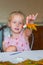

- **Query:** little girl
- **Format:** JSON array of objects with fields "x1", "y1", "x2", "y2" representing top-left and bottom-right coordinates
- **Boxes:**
[{"x1": 2, "y1": 11, "x2": 38, "y2": 52}]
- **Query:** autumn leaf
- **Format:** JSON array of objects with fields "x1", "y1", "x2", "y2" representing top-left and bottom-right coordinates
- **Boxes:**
[{"x1": 27, "y1": 24, "x2": 38, "y2": 31}]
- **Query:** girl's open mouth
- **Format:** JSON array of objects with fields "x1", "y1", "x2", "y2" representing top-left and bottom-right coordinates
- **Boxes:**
[{"x1": 15, "y1": 28, "x2": 19, "y2": 30}]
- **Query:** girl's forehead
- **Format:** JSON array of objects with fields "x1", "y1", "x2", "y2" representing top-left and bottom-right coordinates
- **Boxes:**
[
  {"x1": 11, "y1": 14, "x2": 24, "y2": 21},
  {"x1": 13, "y1": 14, "x2": 24, "y2": 18}
]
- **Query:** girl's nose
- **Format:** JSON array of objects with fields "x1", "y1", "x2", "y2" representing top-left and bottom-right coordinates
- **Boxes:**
[{"x1": 16, "y1": 23, "x2": 19, "y2": 27}]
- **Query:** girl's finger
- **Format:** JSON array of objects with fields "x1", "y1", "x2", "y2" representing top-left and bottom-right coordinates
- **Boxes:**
[
  {"x1": 32, "y1": 14, "x2": 34, "y2": 17},
  {"x1": 32, "y1": 13, "x2": 38, "y2": 20},
  {"x1": 26, "y1": 15, "x2": 31, "y2": 20},
  {"x1": 31, "y1": 14, "x2": 35, "y2": 19},
  {"x1": 26, "y1": 15, "x2": 31, "y2": 24},
  {"x1": 35, "y1": 13, "x2": 38, "y2": 18}
]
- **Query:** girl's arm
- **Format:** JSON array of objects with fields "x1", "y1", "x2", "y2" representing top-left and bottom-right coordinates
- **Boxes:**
[
  {"x1": 24, "y1": 28, "x2": 32, "y2": 37},
  {"x1": 2, "y1": 41, "x2": 6, "y2": 52}
]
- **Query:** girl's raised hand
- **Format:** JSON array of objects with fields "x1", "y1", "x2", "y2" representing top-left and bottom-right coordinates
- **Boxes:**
[{"x1": 26, "y1": 13, "x2": 38, "y2": 24}]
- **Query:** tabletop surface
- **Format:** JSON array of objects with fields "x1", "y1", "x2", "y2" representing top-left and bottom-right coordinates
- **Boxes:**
[{"x1": 0, "y1": 50, "x2": 43, "y2": 63}]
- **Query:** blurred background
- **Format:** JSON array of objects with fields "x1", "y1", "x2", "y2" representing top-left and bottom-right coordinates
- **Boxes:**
[{"x1": 0, "y1": 0, "x2": 43, "y2": 24}]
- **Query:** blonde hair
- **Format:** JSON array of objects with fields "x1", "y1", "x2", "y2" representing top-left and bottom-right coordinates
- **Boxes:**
[{"x1": 8, "y1": 11, "x2": 25, "y2": 24}]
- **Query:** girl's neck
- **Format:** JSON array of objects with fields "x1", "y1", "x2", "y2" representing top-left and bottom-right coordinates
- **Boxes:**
[{"x1": 11, "y1": 32, "x2": 20, "y2": 39}]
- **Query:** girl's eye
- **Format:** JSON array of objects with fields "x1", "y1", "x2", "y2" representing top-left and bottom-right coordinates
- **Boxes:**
[
  {"x1": 19, "y1": 22, "x2": 23, "y2": 24},
  {"x1": 13, "y1": 21, "x2": 16, "y2": 23}
]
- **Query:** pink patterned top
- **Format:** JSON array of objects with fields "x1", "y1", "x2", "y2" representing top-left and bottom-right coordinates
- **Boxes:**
[{"x1": 4, "y1": 31, "x2": 31, "y2": 51}]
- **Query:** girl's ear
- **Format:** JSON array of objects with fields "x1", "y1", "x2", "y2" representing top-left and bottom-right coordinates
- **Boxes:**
[{"x1": 7, "y1": 22, "x2": 11, "y2": 27}]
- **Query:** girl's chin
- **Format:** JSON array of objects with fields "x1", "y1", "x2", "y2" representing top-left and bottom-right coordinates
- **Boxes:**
[
  {"x1": 12, "y1": 30, "x2": 21, "y2": 34},
  {"x1": 14, "y1": 31, "x2": 21, "y2": 34}
]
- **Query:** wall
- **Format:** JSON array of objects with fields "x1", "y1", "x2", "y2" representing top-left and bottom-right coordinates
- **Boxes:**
[{"x1": 0, "y1": 0, "x2": 43, "y2": 24}]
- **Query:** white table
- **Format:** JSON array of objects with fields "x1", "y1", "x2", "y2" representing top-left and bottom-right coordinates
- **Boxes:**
[{"x1": 0, "y1": 50, "x2": 43, "y2": 63}]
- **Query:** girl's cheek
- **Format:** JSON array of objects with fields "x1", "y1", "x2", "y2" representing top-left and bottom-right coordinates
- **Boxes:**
[{"x1": 21, "y1": 25, "x2": 23, "y2": 28}]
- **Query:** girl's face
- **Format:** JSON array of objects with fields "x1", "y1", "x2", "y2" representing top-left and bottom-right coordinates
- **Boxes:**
[{"x1": 9, "y1": 14, "x2": 24, "y2": 34}]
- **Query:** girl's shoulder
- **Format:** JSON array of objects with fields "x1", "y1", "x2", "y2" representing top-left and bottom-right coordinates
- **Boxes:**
[{"x1": 4, "y1": 37, "x2": 11, "y2": 43}]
